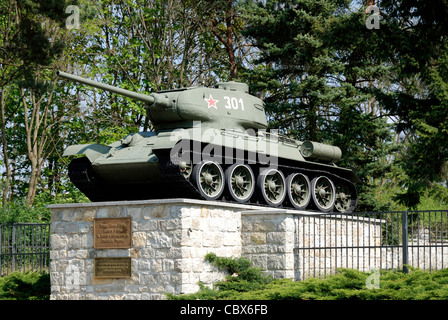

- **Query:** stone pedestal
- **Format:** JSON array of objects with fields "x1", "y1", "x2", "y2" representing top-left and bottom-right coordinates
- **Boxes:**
[
  {"x1": 49, "y1": 199, "x2": 268, "y2": 300},
  {"x1": 49, "y1": 199, "x2": 383, "y2": 300}
]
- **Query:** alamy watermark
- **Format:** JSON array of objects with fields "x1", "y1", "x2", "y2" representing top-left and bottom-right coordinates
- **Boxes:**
[
  {"x1": 66, "y1": 5, "x2": 80, "y2": 30},
  {"x1": 365, "y1": 5, "x2": 382, "y2": 30},
  {"x1": 168, "y1": 121, "x2": 279, "y2": 169},
  {"x1": 65, "y1": 262, "x2": 81, "y2": 290},
  {"x1": 366, "y1": 268, "x2": 380, "y2": 289},
  {"x1": 253, "y1": 0, "x2": 298, "y2": 11}
]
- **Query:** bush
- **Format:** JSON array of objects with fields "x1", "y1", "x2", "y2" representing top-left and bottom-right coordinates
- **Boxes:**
[
  {"x1": 0, "y1": 200, "x2": 50, "y2": 224},
  {"x1": 167, "y1": 254, "x2": 273, "y2": 300},
  {"x1": 168, "y1": 253, "x2": 448, "y2": 300},
  {"x1": 0, "y1": 272, "x2": 50, "y2": 300}
]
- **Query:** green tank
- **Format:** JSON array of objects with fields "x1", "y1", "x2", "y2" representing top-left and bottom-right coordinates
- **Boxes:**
[{"x1": 57, "y1": 71, "x2": 360, "y2": 212}]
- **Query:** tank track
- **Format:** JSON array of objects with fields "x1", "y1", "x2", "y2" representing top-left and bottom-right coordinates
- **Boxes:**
[
  {"x1": 67, "y1": 146, "x2": 358, "y2": 212},
  {"x1": 155, "y1": 147, "x2": 358, "y2": 211},
  {"x1": 67, "y1": 155, "x2": 201, "y2": 202},
  {"x1": 68, "y1": 157, "x2": 104, "y2": 202}
]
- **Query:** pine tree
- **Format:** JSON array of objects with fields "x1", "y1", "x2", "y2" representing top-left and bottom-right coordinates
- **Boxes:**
[{"x1": 242, "y1": 0, "x2": 400, "y2": 211}]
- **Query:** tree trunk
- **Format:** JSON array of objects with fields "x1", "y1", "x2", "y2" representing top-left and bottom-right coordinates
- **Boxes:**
[
  {"x1": 0, "y1": 87, "x2": 12, "y2": 206},
  {"x1": 22, "y1": 85, "x2": 53, "y2": 207},
  {"x1": 210, "y1": 0, "x2": 238, "y2": 80}
]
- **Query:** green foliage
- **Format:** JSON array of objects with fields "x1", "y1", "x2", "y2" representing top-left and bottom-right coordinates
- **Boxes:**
[
  {"x1": 0, "y1": 272, "x2": 50, "y2": 300},
  {"x1": 1, "y1": 0, "x2": 448, "y2": 210},
  {"x1": 415, "y1": 184, "x2": 448, "y2": 211},
  {"x1": 0, "y1": 200, "x2": 50, "y2": 224},
  {"x1": 205, "y1": 253, "x2": 272, "y2": 289},
  {"x1": 241, "y1": 0, "x2": 407, "y2": 212},
  {"x1": 169, "y1": 256, "x2": 448, "y2": 300},
  {"x1": 167, "y1": 253, "x2": 272, "y2": 300}
]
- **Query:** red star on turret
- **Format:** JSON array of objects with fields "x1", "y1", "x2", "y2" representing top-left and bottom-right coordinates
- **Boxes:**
[{"x1": 204, "y1": 94, "x2": 219, "y2": 109}]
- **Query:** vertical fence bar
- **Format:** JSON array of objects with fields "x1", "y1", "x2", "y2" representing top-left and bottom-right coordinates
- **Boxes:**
[
  {"x1": 425, "y1": 211, "x2": 428, "y2": 270},
  {"x1": 324, "y1": 215, "x2": 327, "y2": 278},
  {"x1": 313, "y1": 215, "x2": 316, "y2": 278},
  {"x1": 380, "y1": 212, "x2": 383, "y2": 270},
  {"x1": 345, "y1": 214, "x2": 348, "y2": 270},
  {"x1": 11, "y1": 224, "x2": 16, "y2": 272},
  {"x1": 417, "y1": 211, "x2": 421, "y2": 269},
  {"x1": 435, "y1": 211, "x2": 439, "y2": 271},
  {"x1": 21, "y1": 225, "x2": 25, "y2": 272},
  {"x1": 302, "y1": 215, "x2": 305, "y2": 280},
  {"x1": 0, "y1": 225, "x2": 2, "y2": 276},
  {"x1": 361, "y1": 214, "x2": 364, "y2": 272},
  {"x1": 428, "y1": 212, "x2": 437, "y2": 272},
  {"x1": 441, "y1": 210, "x2": 445, "y2": 268},
  {"x1": 335, "y1": 214, "x2": 338, "y2": 275},
  {"x1": 40, "y1": 224, "x2": 43, "y2": 272},
  {"x1": 402, "y1": 211, "x2": 409, "y2": 273},
  {"x1": 429, "y1": 212, "x2": 432, "y2": 271},
  {"x1": 410, "y1": 211, "x2": 415, "y2": 268},
  {"x1": 352, "y1": 213, "x2": 356, "y2": 270}
]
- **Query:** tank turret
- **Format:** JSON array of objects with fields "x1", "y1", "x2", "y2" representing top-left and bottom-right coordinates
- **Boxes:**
[
  {"x1": 58, "y1": 71, "x2": 360, "y2": 213},
  {"x1": 56, "y1": 71, "x2": 267, "y2": 132}
]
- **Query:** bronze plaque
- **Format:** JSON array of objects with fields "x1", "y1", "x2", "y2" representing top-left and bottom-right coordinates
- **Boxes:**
[
  {"x1": 94, "y1": 257, "x2": 131, "y2": 278},
  {"x1": 94, "y1": 217, "x2": 132, "y2": 249}
]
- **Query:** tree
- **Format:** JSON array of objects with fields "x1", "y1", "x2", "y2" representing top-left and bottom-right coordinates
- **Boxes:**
[
  {"x1": 0, "y1": 0, "x2": 93, "y2": 207},
  {"x1": 1, "y1": 0, "x2": 66, "y2": 206},
  {"x1": 241, "y1": 0, "x2": 403, "y2": 211},
  {"x1": 366, "y1": 0, "x2": 448, "y2": 207}
]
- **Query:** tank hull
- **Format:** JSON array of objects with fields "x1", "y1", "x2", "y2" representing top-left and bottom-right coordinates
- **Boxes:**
[
  {"x1": 56, "y1": 73, "x2": 360, "y2": 212},
  {"x1": 66, "y1": 128, "x2": 359, "y2": 212}
]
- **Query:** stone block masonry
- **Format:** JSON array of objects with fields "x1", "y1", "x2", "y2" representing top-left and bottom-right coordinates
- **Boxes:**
[
  {"x1": 49, "y1": 199, "x2": 386, "y2": 300},
  {"x1": 241, "y1": 212, "x2": 296, "y2": 280},
  {"x1": 49, "y1": 199, "x2": 252, "y2": 300}
]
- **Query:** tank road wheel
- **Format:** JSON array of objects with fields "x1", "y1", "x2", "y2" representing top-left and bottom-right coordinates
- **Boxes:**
[
  {"x1": 225, "y1": 164, "x2": 255, "y2": 203},
  {"x1": 179, "y1": 159, "x2": 192, "y2": 179},
  {"x1": 311, "y1": 176, "x2": 335, "y2": 212},
  {"x1": 286, "y1": 173, "x2": 311, "y2": 210},
  {"x1": 192, "y1": 161, "x2": 225, "y2": 200},
  {"x1": 335, "y1": 182, "x2": 357, "y2": 213},
  {"x1": 257, "y1": 169, "x2": 286, "y2": 207}
]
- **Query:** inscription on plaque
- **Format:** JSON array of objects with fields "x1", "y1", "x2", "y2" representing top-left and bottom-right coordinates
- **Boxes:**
[
  {"x1": 94, "y1": 217, "x2": 131, "y2": 249},
  {"x1": 94, "y1": 257, "x2": 131, "y2": 278}
]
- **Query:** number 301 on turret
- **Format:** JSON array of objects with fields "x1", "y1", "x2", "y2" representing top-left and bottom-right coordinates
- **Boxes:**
[{"x1": 224, "y1": 96, "x2": 245, "y2": 111}]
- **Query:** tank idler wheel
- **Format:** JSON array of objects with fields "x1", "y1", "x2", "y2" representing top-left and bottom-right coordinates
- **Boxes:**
[
  {"x1": 257, "y1": 168, "x2": 286, "y2": 207},
  {"x1": 286, "y1": 173, "x2": 311, "y2": 210},
  {"x1": 311, "y1": 176, "x2": 335, "y2": 212},
  {"x1": 335, "y1": 182, "x2": 356, "y2": 213},
  {"x1": 225, "y1": 164, "x2": 255, "y2": 203},
  {"x1": 192, "y1": 160, "x2": 225, "y2": 200}
]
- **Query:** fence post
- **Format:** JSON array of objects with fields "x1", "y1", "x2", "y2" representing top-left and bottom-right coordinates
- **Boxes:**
[{"x1": 402, "y1": 211, "x2": 409, "y2": 273}]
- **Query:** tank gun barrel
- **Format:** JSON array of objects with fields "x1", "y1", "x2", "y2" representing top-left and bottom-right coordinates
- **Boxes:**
[{"x1": 56, "y1": 71, "x2": 155, "y2": 104}]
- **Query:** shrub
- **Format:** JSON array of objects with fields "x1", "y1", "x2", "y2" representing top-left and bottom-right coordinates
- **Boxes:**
[
  {"x1": 168, "y1": 253, "x2": 448, "y2": 300},
  {"x1": 0, "y1": 200, "x2": 50, "y2": 224},
  {"x1": 167, "y1": 254, "x2": 272, "y2": 300},
  {"x1": 0, "y1": 272, "x2": 50, "y2": 300}
]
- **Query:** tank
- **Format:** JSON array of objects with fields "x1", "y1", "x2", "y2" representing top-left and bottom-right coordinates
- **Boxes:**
[{"x1": 57, "y1": 71, "x2": 360, "y2": 213}]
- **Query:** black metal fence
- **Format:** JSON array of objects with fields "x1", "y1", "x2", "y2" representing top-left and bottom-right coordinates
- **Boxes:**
[
  {"x1": 0, "y1": 223, "x2": 51, "y2": 276},
  {"x1": 294, "y1": 210, "x2": 448, "y2": 280},
  {"x1": 1, "y1": 210, "x2": 448, "y2": 279}
]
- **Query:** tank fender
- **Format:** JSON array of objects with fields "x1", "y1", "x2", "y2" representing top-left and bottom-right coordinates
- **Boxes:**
[{"x1": 63, "y1": 144, "x2": 111, "y2": 163}]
